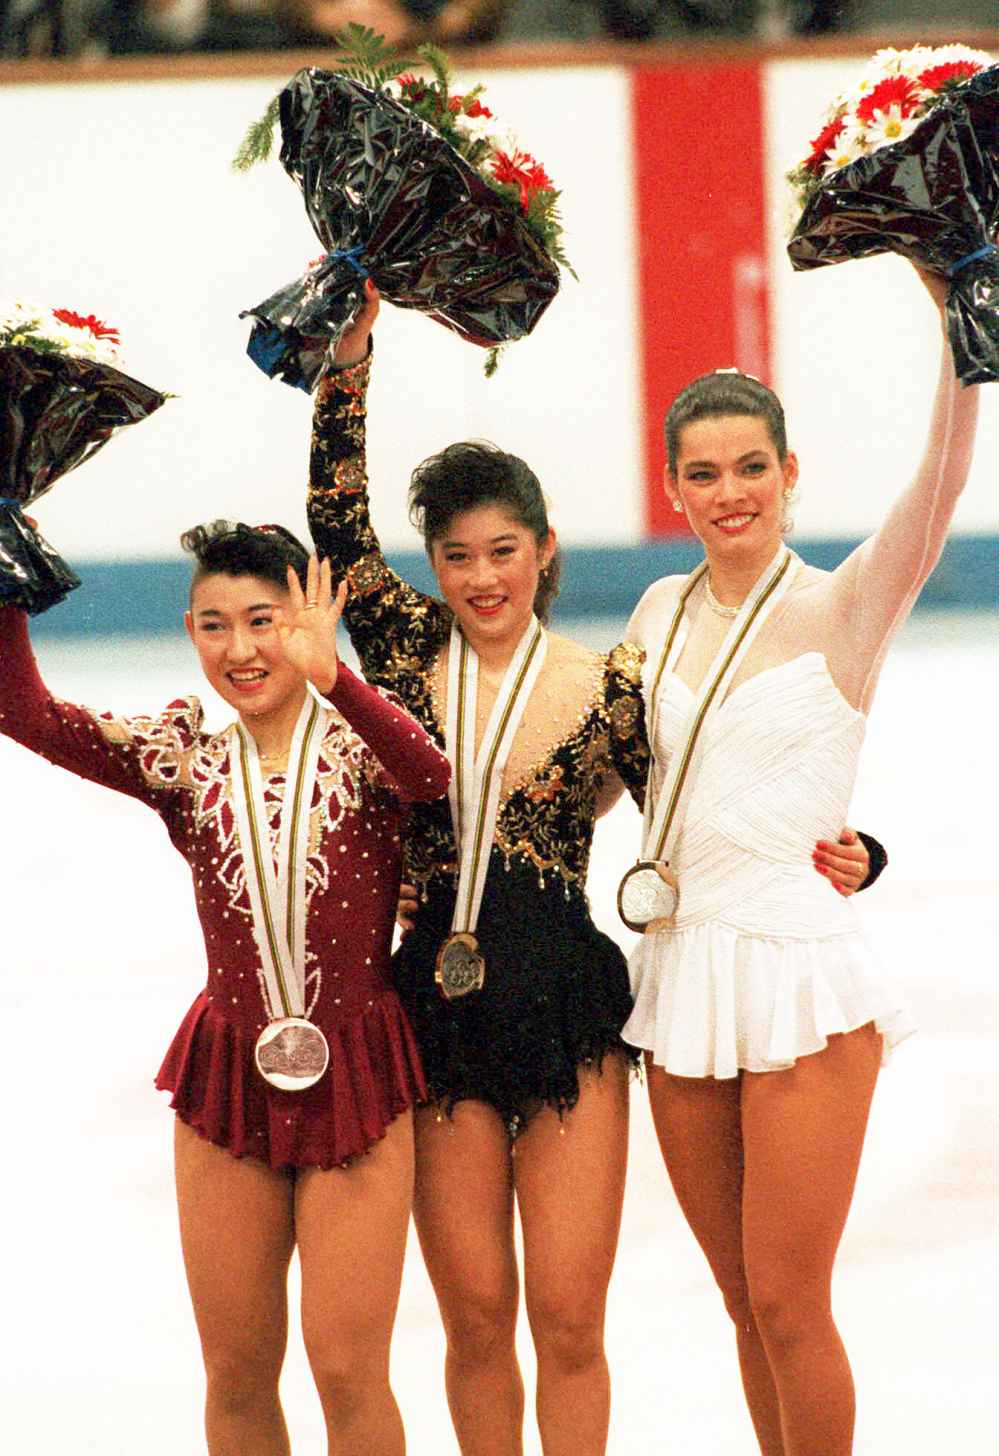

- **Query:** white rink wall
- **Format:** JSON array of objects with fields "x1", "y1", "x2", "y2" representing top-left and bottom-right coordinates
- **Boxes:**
[
  {"x1": 0, "y1": 50, "x2": 996, "y2": 583},
  {"x1": 0, "y1": 69, "x2": 645, "y2": 558},
  {"x1": 764, "y1": 57, "x2": 999, "y2": 539}
]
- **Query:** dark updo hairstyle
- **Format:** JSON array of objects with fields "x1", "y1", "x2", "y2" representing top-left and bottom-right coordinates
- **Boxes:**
[
  {"x1": 181, "y1": 520, "x2": 310, "y2": 600},
  {"x1": 665, "y1": 370, "x2": 787, "y2": 476},
  {"x1": 408, "y1": 440, "x2": 561, "y2": 623}
]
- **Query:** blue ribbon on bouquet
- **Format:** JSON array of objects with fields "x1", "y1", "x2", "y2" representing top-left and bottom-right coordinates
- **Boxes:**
[
  {"x1": 327, "y1": 244, "x2": 370, "y2": 280},
  {"x1": 948, "y1": 243, "x2": 998, "y2": 277}
]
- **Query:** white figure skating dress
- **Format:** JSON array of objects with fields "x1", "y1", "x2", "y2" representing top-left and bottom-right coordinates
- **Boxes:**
[
  {"x1": 624, "y1": 645, "x2": 912, "y2": 1076},
  {"x1": 623, "y1": 359, "x2": 978, "y2": 1078}
]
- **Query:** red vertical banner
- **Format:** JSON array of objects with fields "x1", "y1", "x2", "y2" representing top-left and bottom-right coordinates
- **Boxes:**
[{"x1": 631, "y1": 61, "x2": 771, "y2": 537}]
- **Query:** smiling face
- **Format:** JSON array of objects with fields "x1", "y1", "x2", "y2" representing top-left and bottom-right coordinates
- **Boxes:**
[
  {"x1": 184, "y1": 572, "x2": 307, "y2": 728},
  {"x1": 669, "y1": 413, "x2": 798, "y2": 568},
  {"x1": 429, "y1": 504, "x2": 555, "y2": 654}
]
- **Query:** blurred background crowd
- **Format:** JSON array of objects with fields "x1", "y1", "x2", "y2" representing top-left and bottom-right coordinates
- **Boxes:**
[{"x1": 2, "y1": 0, "x2": 995, "y2": 60}]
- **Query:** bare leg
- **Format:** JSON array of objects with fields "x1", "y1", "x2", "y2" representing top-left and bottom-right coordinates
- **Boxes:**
[
  {"x1": 174, "y1": 1119, "x2": 295, "y2": 1456},
  {"x1": 295, "y1": 1110, "x2": 414, "y2": 1456},
  {"x1": 516, "y1": 1057, "x2": 630, "y2": 1456},
  {"x1": 741, "y1": 1024, "x2": 881, "y2": 1456},
  {"x1": 645, "y1": 1062, "x2": 784, "y2": 1456},
  {"x1": 412, "y1": 1101, "x2": 523, "y2": 1456}
]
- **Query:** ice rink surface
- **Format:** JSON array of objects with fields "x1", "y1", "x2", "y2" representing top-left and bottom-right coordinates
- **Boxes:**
[{"x1": 1, "y1": 610, "x2": 997, "y2": 1454}]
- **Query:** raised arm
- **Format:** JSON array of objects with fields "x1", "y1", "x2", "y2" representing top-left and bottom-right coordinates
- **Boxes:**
[
  {"x1": 830, "y1": 269, "x2": 981, "y2": 710},
  {"x1": 0, "y1": 604, "x2": 190, "y2": 810},
  {"x1": 307, "y1": 286, "x2": 451, "y2": 692}
]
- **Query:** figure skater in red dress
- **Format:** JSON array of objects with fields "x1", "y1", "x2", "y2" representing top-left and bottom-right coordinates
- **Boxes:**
[{"x1": 0, "y1": 522, "x2": 450, "y2": 1456}]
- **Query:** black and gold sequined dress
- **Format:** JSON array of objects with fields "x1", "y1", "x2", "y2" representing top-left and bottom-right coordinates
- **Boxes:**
[{"x1": 308, "y1": 357, "x2": 651, "y2": 1134}]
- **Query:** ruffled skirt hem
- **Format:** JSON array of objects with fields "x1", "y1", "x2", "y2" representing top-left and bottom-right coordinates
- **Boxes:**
[
  {"x1": 623, "y1": 922, "x2": 915, "y2": 1080},
  {"x1": 156, "y1": 989, "x2": 427, "y2": 1170},
  {"x1": 396, "y1": 906, "x2": 639, "y2": 1136}
]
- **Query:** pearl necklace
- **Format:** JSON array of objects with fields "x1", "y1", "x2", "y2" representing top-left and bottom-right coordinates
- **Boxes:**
[{"x1": 704, "y1": 575, "x2": 740, "y2": 619}]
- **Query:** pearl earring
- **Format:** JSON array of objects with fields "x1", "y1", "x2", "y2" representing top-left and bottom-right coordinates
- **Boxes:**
[{"x1": 672, "y1": 499, "x2": 684, "y2": 514}]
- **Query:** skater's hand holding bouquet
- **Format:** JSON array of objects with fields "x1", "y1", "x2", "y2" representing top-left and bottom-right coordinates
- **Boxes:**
[
  {"x1": 786, "y1": 44, "x2": 999, "y2": 385},
  {"x1": 234, "y1": 25, "x2": 571, "y2": 391},
  {"x1": 0, "y1": 303, "x2": 168, "y2": 615}
]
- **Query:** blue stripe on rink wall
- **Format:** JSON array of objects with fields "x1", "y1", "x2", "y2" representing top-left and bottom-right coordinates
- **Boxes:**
[{"x1": 29, "y1": 536, "x2": 999, "y2": 638}]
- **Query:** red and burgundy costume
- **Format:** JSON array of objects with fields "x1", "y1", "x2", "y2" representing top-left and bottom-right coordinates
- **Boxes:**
[{"x1": 0, "y1": 606, "x2": 450, "y2": 1170}]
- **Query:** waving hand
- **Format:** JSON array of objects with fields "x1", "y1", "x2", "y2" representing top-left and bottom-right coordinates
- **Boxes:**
[{"x1": 276, "y1": 555, "x2": 347, "y2": 696}]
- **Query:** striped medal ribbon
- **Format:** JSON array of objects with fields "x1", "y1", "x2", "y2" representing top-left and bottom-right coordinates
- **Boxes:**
[
  {"x1": 618, "y1": 546, "x2": 797, "y2": 933},
  {"x1": 436, "y1": 616, "x2": 548, "y2": 1000},
  {"x1": 229, "y1": 692, "x2": 330, "y2": 1089}
]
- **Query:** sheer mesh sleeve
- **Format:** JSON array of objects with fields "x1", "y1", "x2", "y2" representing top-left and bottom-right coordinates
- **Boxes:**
[
  {"x1": 308, "y1": 356, "x2": 452, "y2": 704},
  {"x1": 821, "y1": 349, "x2": 980, "y2": 712}
]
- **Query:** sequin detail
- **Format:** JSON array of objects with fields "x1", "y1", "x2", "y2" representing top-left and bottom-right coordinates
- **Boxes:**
[{"x1": 307, "y1": 363, "x2": 652, "y2": 1133}]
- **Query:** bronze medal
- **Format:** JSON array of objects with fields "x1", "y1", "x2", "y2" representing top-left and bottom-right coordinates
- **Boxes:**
[
  {"x1": 441, "y1": 618, "x2": 547, "y2": 1004},
  {"x1": 254, "y1": 1016, "x2": 330, "y2": 1091},
  {"x1": 435, "y1": 932, "x2": 486, "y2": 1001},
  {"x1": 617, "y1": 861, "x2": 679, "y2": 934}
]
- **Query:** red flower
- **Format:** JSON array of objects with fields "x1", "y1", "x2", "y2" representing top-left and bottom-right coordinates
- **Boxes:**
[
  {"x1": 449, "y1": 94, "x2": 494, "y2": 118},
  {"x1": 490, "y1": 149, "x2": 553, "y2": 213},
  {"x1": 51, "y1": 307, "x2": 120, "y2": 343},
  {"x1": 804, "y1": 113, "x2": 847, "y2": 174},
  {"x1": 448, "y1": 94, "x2": 494, "y2": 123},
  {"x1": 397, "y1": 73, "x2": 428, "y2": 102},
  {"x1": 918, "y1": 60, "x2": 983, "y2": 92},
  {"x1": 855, "y1": 75, "x2": 922, "y2": 125}
]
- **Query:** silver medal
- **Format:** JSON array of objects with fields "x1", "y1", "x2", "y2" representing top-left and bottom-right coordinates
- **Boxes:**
[{"x1": 254, "y1": 1017, "x2": 330, "y2": 1091}]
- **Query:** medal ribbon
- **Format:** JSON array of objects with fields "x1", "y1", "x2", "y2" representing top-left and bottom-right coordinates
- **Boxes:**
[
  {"x1": 641, "y1": 546, "x2": 797, "y2": 864},
  {"x1": 445, "y1": 616, "x2": 547, "y2": 936},
  {"x1": 230, "y1": 693, "x2": 325, "y2": 1022}
]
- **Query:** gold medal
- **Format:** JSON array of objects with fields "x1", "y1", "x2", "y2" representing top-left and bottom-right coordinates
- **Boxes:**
[
  {"x1": 617, "y1": 861, "x2": 679, "y2": 933},
  {"x1": 624, "y1": 548, "x2": 796, "y2": 935},
  {"x1": 435, "y1": 932, "x2": 486, "y2": 1001},
  {"x1": 254, "y1": 1016, "x2": 330, "y2": 1091}
]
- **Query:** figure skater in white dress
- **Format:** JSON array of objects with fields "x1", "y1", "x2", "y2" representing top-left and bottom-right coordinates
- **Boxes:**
[{"x1": 622, "y1": 266, "x2": 979, "y2": 1456}]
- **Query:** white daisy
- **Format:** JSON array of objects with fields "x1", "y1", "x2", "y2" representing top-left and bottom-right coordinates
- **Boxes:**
[
  {"x1": 863, "y1": 105, "x2": 922, "y2": 150},
  {"x1": 454, "y1": 109, "x2": 496, "y2": 144},
  {"x1": 868, "y1": 48, "x2": 905, "y2": 76},
  {"x1": 923, "y1": 43, "x2": 993, "y2": 69},
  {"x1": 822, "y1": 126, "x2": 868, "y2": 174},
  {"x1": 898, "y1": 46, "x2": 937, "y2": 83}
]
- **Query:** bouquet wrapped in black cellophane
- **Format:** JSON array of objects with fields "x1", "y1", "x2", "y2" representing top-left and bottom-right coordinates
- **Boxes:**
[
  {"x1": 0, "y1": 329, "x2": 167, "y2": 615},
  {"x1": 236, "y1": 36, "x2": 566, "y2": 391},
  {"x1": 787, "y1": 57, "x2": 999, "y2": 386}
]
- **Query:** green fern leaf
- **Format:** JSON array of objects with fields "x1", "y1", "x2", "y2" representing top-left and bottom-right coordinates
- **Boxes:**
[
  {"x1": 334, "y1": 23, "x2": 412, "y2": 91},
  {"x1": 232, "y1": 93, "x2": 281, "y2": 172},
  {"x1": 417, "y1": 42, "x2": 452, "y2": 99}
]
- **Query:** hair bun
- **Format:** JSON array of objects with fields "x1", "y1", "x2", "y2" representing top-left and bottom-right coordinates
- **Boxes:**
[{"x1": 180, "y1": 519, "x2": 246, "y2": 554}]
